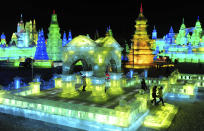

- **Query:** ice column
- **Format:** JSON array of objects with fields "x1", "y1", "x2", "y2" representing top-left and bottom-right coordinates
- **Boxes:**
[
  {"x1": 54, "y1": 78, "x2": 62, "y2": 88},
  {"x1": 90, "y1": 77, "x2": 108, "y2": 102},
  {"x1": 29, "y1": 82, "x2": 41, "y2": 94},
  {"x1": 107, "y1": 73, "x2": 124, "y2": 95},
  {"x1": 61, "y1": 74, "x2": 78, "y2": 98}
]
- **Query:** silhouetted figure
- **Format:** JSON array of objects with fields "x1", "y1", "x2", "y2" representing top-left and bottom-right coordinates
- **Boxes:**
[
  {"x1": 157, "y1": 86, "x2": 165, "y2": 106},
  {"x1": 82, "y1": 75, "x2": 86, "y2": 92},
  {"x1": 105, "y1": 73, "x2": 110, "y2": 92},
  {"x1": 151, "y1": 86, "x2": 157, "y2": 105},
  {"x1": 141, "y1": 78, "x2": 147, "y2": 91}
]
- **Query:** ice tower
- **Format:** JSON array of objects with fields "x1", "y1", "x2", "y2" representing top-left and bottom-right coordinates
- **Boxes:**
[
  {"x1": 16, "y1": 14, "x2": 38, "y2": 47},
  {"x1": 46, "y1": 10, "x2": 62, "y2": 61},
  {"x1": 34, "y1": 29, "x2": 49, "y2": 60},
  {"x1": 0, "y1": 33, "x2": 7, "y2": 47},
  {"x1": 165, "y1": 26, "x2": 175, "y2": 44},
  {"x1": 62, "y1": 32, "x2": 67, "y2": 47},
  {"x1": 176, "y1": 18, "x2": 187, "y2": 45},
  {"x1": 152, "y1": 26, "x2": 157, "y2": 39},
  {"x1": 191, "y1": 16, "x2": 202, "y2": 46},
  {"x1": 67, "y1": 30, "x2": 72, "y2": 44},
  {"x1": 125, "y1": 3, "x2": 155, "y2": 69},
  {"x1": 10, "y1": 33, "x2": 17, "y2": 45}
]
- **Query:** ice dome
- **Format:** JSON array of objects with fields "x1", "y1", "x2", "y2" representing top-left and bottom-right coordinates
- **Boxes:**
[
  {"x1": 68, "y1": 35, "x2": 96, "y2": 47},
  {"x1": 95, "y1": 36, "x2": 120, "y2": 48},
  {"x1": 1, "y1": 33, "x2": 6, "y2": 39}
]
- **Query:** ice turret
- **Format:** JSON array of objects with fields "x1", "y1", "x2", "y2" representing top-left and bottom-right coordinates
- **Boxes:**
[
  {"x1": 152, "y1": 25, "x2": 157, "y2": 39},
  {"x1": 62, "y1": 32, "x2": 68, "y2": 47},
  {"x1": 67, "y1": 30, "x2": 72, "y2": 44}
]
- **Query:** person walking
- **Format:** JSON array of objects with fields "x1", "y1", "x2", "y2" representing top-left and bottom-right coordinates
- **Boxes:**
[
  {"x1": 157, "y1": 86, "x2": 165, "y2": 106},
  {"x1": 141, "y1": 78, "x2": 147, "y2": 91},
  {"x1": 151, "y1": 86, "x2": 157, "y2": 105},
  {"x1": 82, "y1": 75, "x2": 86, "y2": 92}
]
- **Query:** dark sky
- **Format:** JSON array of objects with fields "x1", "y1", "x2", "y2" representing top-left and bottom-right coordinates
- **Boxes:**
[{"x1": 1, "y1": 1, "x2": 203, "y2": 46}]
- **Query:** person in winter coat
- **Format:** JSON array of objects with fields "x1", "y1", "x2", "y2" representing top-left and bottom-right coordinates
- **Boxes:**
[
  {"x1": 151, "y1": 86, "x2": 157, "y2": 105},
  {"x1": 82, "y1": 75, "x2": 86, "y2": 92},
  {"x1": 157, "y1": 86, "x2": 164, "y2": 106}
]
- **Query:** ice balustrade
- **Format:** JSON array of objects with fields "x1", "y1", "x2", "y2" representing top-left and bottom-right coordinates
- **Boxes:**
[{"x1": 0, "y1": 90, "x2": 148, "y2": 128}]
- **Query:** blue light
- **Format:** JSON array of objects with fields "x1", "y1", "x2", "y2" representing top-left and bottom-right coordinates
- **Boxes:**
[
  {"x1": 144, "y1": 70, "x2": 148, "y2": 78},
  {"x1": 130, "y1": 69, "x2": 134, "y2": 78},
  {"x1": 14, "y1": 77, "x2": 21, "y2": 89}
]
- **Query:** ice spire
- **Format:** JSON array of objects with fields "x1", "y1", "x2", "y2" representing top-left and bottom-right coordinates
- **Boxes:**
[
  {"x1": 152, "y1": 25, "x2": 157, "y2": 39},
  {"x1": 62, "y1": 31, "x2": 67, "y2": 47},
  {"x1": 180, "y1": 18, "x2": 186, "y2": 29},
  {"x1": 169, "y1": 26, "x2": 174, "y2": 33},
  {"x1": 20, "y1": 14, "x2": 23, "y2": 22},
  {"x1": 140, "y1": 2, "x2": 143, "y2": 13},
  {"x1": 67, "y1": 30, "x2": 72, "y2": 43}
]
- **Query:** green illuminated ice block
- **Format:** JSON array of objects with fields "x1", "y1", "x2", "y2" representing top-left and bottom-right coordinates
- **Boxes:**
[
  {"x1": 0, "y1": 47, "x2": 36, "y2": 60},
  {"x1": 33, "y1": 60, "x2": 53, "y2": 68}
]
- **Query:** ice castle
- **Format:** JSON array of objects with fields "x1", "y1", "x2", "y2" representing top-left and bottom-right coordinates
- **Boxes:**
[{"x1": 153, "y1": 17, "x2": 204, "y2": 63}]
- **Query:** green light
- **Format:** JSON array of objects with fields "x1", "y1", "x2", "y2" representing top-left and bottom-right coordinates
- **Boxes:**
[{"x1": 75, "y1": 60, "x2": 82, "y2": 66}]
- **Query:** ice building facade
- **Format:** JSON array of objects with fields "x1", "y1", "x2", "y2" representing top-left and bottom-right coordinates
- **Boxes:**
[
  {"x1": 0, "y1": 15, "x2": 37, "y2": 60},
  {"x1": 0, "y1": 12, "x2": 62, "y2": 62},
  {"x1": 154, "y1": 17, "x2": 204, "y2": 63},
  {"x1": 16, "y1": 14, "x2": 38, "y2": 47},
  {"x1": 62, "y1": 28, "x2": 123, "y2": 100}
]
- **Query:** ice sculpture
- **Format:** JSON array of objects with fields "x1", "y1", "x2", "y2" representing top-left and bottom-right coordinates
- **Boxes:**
[
  {"x1": 47, "y1": 10, "x2": 62, "y2": 61},
  {"x1": 125, "y1": 3, "x2": 155, "y2": 69}
]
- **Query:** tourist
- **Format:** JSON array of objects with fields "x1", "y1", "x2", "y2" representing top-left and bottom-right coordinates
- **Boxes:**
[
  {"x1": 141, "y1": 78, "x2": 147, "y2": 91},
  {"x1": 151, "y1": 86, "x2": 157, "y2": 105},
  {"x1": 82, "y1": 75, "x2": 86, "y2": 92},
  {"x1": 157, "y1": 86, "x2": 165, "y2": 106}
]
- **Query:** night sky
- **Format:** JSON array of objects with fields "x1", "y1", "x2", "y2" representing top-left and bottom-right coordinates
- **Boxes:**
[{"x1": 1, "y1": 1, "x2": 203, "y2": 46}]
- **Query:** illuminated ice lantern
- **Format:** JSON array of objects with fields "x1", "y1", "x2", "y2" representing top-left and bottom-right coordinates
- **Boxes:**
[
  {"x1": 14, "y1": 77, "x2": 21, "y2": 89},
  {"x1": 29, "y1": 82, "x2": 41, "y2": 94},
  {"x1": 54, "y1": 78, "x2": 62, "y2": 88}
]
